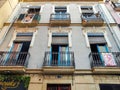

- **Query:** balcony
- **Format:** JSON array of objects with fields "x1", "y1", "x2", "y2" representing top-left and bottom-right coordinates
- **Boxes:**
[
  {"x1": 81, "y1": 13, "x2": 104, "y2": 26},
  {"x1": 0, "y1": 52, "x2": 30, "y2": 73},
  {"x1": 112, "y1": 2, "x2": 120, "y2": 11},
  {"x1": 43, "y1": 51, "x2": 75, "y2": 74},
  {"x1": 89, "y1": 52, "x2": 120, "y2": 74},
  {"x1": 50, "y1": 13, "x2": 71, "y2": 26},
  {"x1": 16, "y1": 14, "x2": 40, "y2": 27}
]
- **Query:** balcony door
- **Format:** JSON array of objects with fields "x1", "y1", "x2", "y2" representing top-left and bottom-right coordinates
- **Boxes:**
[
  {"x1": 50, "y1": 33, "x2": 70, "y2": 66},
  {"x1": 47, "y1": 84, "x2": 71, "y2": 90},
  {"x1": 4, "y1": 32, "x2": 32, "y2": 66},
  {"x1": 51, "y1": 45, "x2": 70, "y2": 66},
  {"x1": 97, "y1": 45, "x2": 109, "y2": 53},
  {"x1": 55, "y1": 6, "x2": 67, "y2": 20}
]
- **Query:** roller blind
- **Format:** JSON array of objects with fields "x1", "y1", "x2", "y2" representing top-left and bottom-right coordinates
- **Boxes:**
[
  {"x1": 52, "y1": 33, "x2": 68, "y2": 45},
  {"x1": 88, "y1": 33, "x2": 106, "y2": 44},
  {"x1": 55, "y1": 6, "x2": 67, "y2": 13},
  {"x1": 15, "y1": 32, "x2": 33, "y2": 41}
]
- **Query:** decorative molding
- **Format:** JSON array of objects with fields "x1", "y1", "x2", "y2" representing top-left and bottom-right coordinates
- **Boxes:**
[
  {"x1": 30, "y1": 30, "x2": 38, "y2": 47},
  {"x1": 78, "y1": 5, "x2": 82, "y2": 14},
  {"x1": 48, "y1": 27, "x2": 71, "y2": 32},
  {"x1": 8, "y1": 27, "x2": 37, "y2": 48},
  {"x1": 82, "y1": 27, "x2": 112, "y2": 48},
  {"x1": 48, "y1": 27, "x2": 72, "y2": 47},
  {"x1": 8, "y1": 30, "x2": 16, "y2": 47},
  {"x1": 40, "y1": 5, "x2": 44, "y2": 13},
  {"x1": 67, "y1": 5, "x2": 69, "y2": 13},
  {"x1": 52, "y1": 5, "x2": 55, "y2": 13}
]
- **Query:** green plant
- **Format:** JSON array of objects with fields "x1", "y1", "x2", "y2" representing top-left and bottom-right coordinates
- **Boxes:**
[{"x1": 0, "y1": 75, "x2": 30, "y2": 89}]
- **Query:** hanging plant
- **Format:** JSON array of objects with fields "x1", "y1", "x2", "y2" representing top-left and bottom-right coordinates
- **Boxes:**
[{"x1": 0, "y1": 75, "x2": 30, "y2": 89}]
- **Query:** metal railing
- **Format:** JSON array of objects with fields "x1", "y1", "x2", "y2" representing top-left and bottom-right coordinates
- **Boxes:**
[
  {"x1": 0, "y1": 52, "x2": 30, "y2": 67},
  {"x1": 43, "y1": 51, "x2": 74, "y2": 67},
  {"x1": 81, "y1": 14, "x2": 104, "y2": 22},
  {"x1": 50, "y1": 13, "x2": 70, "y2": 20},
  {"x1": 89, "y1": 52, "x2": 120, "y2": 68}
]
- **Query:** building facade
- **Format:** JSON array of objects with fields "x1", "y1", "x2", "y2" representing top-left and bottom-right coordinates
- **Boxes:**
[{"x1": 0, "y1": 0, "x2": 120, "y2": 90}]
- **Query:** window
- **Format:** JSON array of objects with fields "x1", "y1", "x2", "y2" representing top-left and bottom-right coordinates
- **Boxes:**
[
  {"x1": 89, "y1": 33, "x2": 116, "y2": 66},
  {"x1": 48, "y1": 29, "x2": 72, "y2": 47},
  {"x1": 13, "y1": 32, "x2": 33, "y2": 52},
  {"x1": 88, "y1": 33, "x2": 108, "y2": 53},
  {"x1": 28, "y1": 6, "x2": 41, "y2": 14},
  {"x1": 50, "y1": 33, "x2": 70, "y2": 66},
  {"x1": 52, "y1": 33, "x2": 68, "y2": 45},
  {"x1": 81, "y1": 6, "x2": 93, "y2": 13},
  {"x1": 18, "y1": 6, "x2": 41, "y2": 23},
  {"x1": 9, "y1": 30, "x2": 36, "y2": 48},
  {"x1": 47, "y1": 84, "x2": 71, "y2": 90},
  {"x1": 83, "y1": 31, "x2": 111, "y2": 48},
  {"x1": 4, "y1": 32, "x2": 32, "y2": 66},
  {"x1": 52, "y1": 6, "x2": 68, "y2": 20},
  {"x1": 100, "y1": 84, "x2": 120, "y2": 90},
  {"x1": 55, "y1": 6, "x2": 67, "y2": 13},
  {"x1": 88, "y1": 33, "x2": 107, "y2": 45}
]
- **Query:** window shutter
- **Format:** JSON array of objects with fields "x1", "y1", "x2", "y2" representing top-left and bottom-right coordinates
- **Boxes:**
[
  {"x1": 15, "y1": 32, "x2": 33, "y2": 42},
  {"x1": 81, "y1": 6, "x2": 93, "y2": 13},
  {"x1": 52, "y1": 33, "x2": 68, "y2": 45},
  {"x1": 52, "y1": 36, "x2": 68, "y2": 45},
  {"x1": 88, "y1": 33, "x2": 106, "y2": 44},
  {"x1": 55, "y1": 6, "x2": 67, "y2": 13}
]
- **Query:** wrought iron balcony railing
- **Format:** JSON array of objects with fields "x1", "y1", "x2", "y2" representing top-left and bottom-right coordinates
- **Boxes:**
[
  {"x1": 89, "y1": 52, "x2": 120, "y2": 68},
  {"x1": 81, "y1": 13, "x2": 104, "y2": 26},
  {"x1": 50, "y1": 13, "x2": 70, "y2": 20},
  {"x1": 17, "y1": 14, "x2": 40, "y2": 23},
  {"x1": 112, "y1": 2, "x2": 120, "y2": 11},
  {"x1": 81, "y1": 13, "x2": 104, "y2": 22},
  {"x1": 0, "y1": 52, "x2": 30, "y2": 67},
  {"x1": 43, "y1": 51, "x2": 74, "y2": 67}
]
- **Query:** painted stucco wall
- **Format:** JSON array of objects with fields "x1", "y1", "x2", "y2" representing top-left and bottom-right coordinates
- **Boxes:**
[
  {"x1": 0, "y1": 2, "x2": 119, "y2": 69},
  {"x1": 0, "y1": 0, "x2": 18, "y2": 28}
]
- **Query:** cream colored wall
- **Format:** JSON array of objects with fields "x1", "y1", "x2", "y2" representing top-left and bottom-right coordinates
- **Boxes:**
[
  {"x1": 28, "y1": 74, "x2": 120, "y2": 90},
  {"x1": 0, "y1": 0, "x2": 18, "y2": 29}
]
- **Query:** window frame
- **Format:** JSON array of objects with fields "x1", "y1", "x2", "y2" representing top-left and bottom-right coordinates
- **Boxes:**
[
  {"x1": 48, "y1": 28, "x2": 72, "y2": 48},
  {"x1": 83, "y1": 28, "x2": 111, "y2": 48},
  {"x1": 52, "y1": 5, "x2": 69, "y2": 13},
  {"x1": 8, "y1": 30, "x2": 37, "y2": 48}
]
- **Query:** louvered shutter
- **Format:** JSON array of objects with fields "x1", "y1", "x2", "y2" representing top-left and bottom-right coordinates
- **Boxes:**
[
  {"x1": 15, "y1": 32, "x2": 33, "y2": 42},
  {"x1": 88, "y1": 33, "x2": 106, "y2": 44},
  {"x1": 55, "y1": 6, "x2": 67, "y2": 13},
  {"x1": 52, "y1": 33, "x2": 68, "y2": 45}
]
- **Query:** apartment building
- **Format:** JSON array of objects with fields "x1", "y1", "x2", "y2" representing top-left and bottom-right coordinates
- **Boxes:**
[{"x1": 0, "y1": 0, "x2": 120, "y2": 90}]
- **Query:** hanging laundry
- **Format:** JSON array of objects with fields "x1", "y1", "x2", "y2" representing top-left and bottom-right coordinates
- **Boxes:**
[{"x1": 102, "y1": 53, "x2": 116, "y2": 66}]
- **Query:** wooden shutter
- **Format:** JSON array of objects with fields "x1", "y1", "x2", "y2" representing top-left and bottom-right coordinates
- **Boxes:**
[
  {"x1": 15, "y1": 32, "x2": 33, "y2": 42},
  {"x1": 55, "y1": 6, "x2": 67, "y2": 13},
  {"x1": 52, "y1": 33, "x2": 68, "y2": 45},
  {"x1": 88, "y1": 33, "x2": 106, "y2": 44},
  {"x1": 81, "y1": 6, "x2": 93, "y2": 13},
  {"x1": 18, "y1": 14, "x2": 25, "y2": 20}
]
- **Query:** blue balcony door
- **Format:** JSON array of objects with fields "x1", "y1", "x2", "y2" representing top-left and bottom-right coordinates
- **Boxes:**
[
  {"x1": 58, "y1": 46, "x2": 70, "y2": 66},
  {"x1": 55, "y1": 12, "x2": 66, "y2": 20},
  {"x1": 4, "y1": 43, "x2": 23, "y2": 65},
  {"x1": 97, "y1": 44, "x2": 109, "y2": 66},
  {"x1": 50, "y1": 45, "x2": 70, "y2": 66}
]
